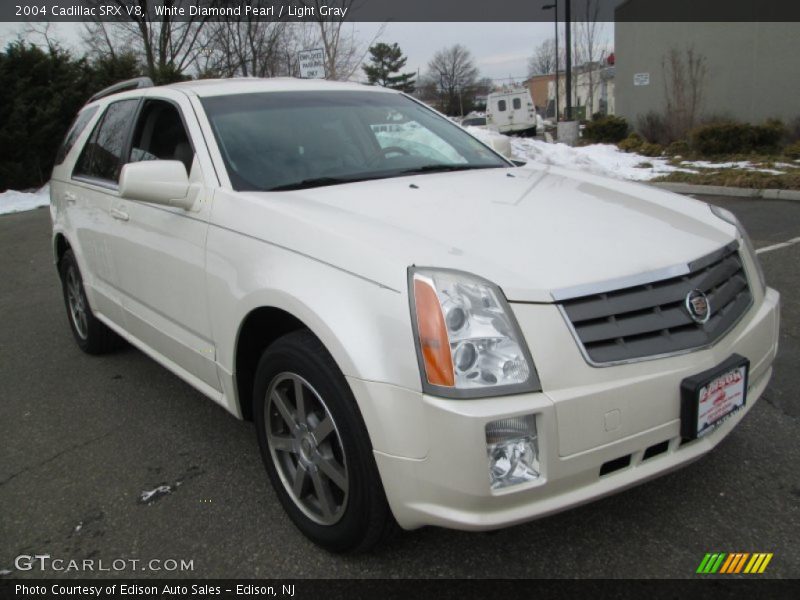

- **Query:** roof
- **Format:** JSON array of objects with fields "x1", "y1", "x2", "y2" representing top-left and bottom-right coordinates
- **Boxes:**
[{"x1": 165, "y1": 77, "x2": 394, "y2": 98}]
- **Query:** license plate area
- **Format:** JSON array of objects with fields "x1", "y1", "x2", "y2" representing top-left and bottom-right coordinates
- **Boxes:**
[{"x1": 680, "y1": 354, "x2": 749, "y2": 441}]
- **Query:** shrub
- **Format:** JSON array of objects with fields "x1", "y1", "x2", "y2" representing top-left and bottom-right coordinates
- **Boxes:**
[
  {"x1": 618, "y1": 132, "x2": 643, "y2": 152},
  {"x1": 787, "y1": 117, "x2": 800, "y2": 143},
  {"x1": 638, "y1": 142, "x2": 664, "y2": 157},
  {"x1": 583, "y1": 115, "x2": 629, "y2": 143},
  {"x1": 784, "y1": 141, "x2": 800, "y2": 159},
  {"x1": 690, "y1": 122, "x2": 751, "y2": 155},
  {"x1": 636, "y1": 111, "x2": 669, "y2": 144},
  {"x1": 690, "y1": 119, "x2": 786, "y2": 155},
  {"x1": 751, "y1": 119, "x2": 785, "y2": 154},
  {"x1": 665, "y1": 140, "x2": 690, "y2": 156}
]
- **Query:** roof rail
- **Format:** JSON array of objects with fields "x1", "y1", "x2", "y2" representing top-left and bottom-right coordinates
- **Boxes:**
[{"x1": 87, "y1": 77, "x2": 154, "y2": 104}]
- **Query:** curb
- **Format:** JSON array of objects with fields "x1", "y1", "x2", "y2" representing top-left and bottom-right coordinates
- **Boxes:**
[{"x1": 648, "y1": 182, "x2": 800, "y2": 201}]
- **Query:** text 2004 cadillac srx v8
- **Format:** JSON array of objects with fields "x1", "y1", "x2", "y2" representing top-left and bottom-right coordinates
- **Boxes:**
[{"x1": 50, "y1": 77, "x2": 780, "y2": 552}]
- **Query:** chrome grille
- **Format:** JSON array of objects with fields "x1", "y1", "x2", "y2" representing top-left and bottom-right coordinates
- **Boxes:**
[{"x1": 559, "y1": 242, "x2": 752, "y2": 364}]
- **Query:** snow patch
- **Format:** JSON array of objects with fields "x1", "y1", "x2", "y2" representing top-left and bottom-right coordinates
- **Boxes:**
[
  {"x1": 508, "y1": 138, "x2": 687, "y2": 181},
  {"x1": 680, "y1": 160, "x2": 787, "y2": 174},
  {"x1": 0, "y1": 184, "x2": 50, "y2": 215}
]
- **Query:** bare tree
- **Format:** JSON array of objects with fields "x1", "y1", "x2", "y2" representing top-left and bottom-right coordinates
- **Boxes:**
[
  {"x1": 574, "y1": 0, "x2": 608, "y2": 117},
  {"x1": 21, "y1": 22, "x2": 61, "y2": 52},
  {"x1": 82, "y1": 0, "x2": 210, "y2": 83},
  {"x1": 198, "y1": 14, "x2": 289, "y2": 78},
  {"x1": 299, "y1": 0, "x2": 382, "y2": 81},
  {"x1": 528, "y1": 38, "x2": 557, "y2": 77},
  {"x1": 662, "y1": 46, "x2": 708, "y2": 140},
  {"x1": 426, "y1": 44, "x2": 479, "y2": 116}
]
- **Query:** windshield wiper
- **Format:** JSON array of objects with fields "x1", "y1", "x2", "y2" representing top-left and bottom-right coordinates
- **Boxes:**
[
  {"x1": 267, "y1": 165, "x2": 501, "y2": 191},
  {"x1": 395, "y1": 164, "x2": 500, "y2": 176},
  {"x1": 268, "y1": 176, "x2": 371, "y2": 192}
]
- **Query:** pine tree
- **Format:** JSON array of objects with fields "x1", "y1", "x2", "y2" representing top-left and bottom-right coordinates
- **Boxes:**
[{"x1": 362, "y1": 43, "x2": 416, "y2": 93}]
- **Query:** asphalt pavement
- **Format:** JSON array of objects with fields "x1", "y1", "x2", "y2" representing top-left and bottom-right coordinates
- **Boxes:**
[{"x1": 0, "y1": 195, "x2": 798, "y2": 579}]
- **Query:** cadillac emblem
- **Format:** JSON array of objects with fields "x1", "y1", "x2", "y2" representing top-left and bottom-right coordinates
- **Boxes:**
[{"x1": 685, "y1": 289, "x2": 711, "y2": 324}]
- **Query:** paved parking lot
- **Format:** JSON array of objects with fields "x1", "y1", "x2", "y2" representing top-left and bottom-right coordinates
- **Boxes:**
[{"x1": 1, "y1": 195, "x2": 798, "y2": 579}]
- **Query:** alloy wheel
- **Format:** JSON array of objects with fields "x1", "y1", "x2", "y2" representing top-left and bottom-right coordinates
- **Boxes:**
[
  {"x1": 264, "y1": 372, "x2": 349, "y2": 525},
  {"x1": 66, "y1": 267, "x2": 88, "y2": 339}
]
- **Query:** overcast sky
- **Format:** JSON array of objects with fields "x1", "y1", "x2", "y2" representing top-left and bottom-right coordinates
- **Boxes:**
[{"x1": 0, "y1": 21, "x2": 614, "y2": 83}]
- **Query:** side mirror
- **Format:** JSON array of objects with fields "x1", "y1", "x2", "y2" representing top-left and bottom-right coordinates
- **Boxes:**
[{"x1": 119, "y1": 160, "x2": 196, "y2": 210}]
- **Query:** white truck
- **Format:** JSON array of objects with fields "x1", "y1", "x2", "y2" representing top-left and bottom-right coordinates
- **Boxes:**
[{"x1": 486, "y1": 88, "x2": 542, "y2": 137}]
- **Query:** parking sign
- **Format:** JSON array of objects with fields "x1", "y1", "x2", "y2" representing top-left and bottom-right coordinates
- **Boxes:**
[{"x1": 299, "y1": 48, "x2": 326, "y2": 79}]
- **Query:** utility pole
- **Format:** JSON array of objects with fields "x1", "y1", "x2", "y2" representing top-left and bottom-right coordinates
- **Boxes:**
[{"x1": 564, "y1": 0, "x2": 572, "y2": 121}]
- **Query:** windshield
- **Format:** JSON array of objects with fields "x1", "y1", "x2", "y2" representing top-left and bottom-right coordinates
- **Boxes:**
[{"x1": 201, "y1": 90, "x2": 509, "y2": 191}]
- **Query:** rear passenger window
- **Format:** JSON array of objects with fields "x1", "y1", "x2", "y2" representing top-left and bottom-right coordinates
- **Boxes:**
[
  {"x1": 73, "y1": 99, "x2": 139, "y2": 183},
  {"x1": 512, "y1": 98, "x2": 522, "y2": 110},
  {"x1": 497, "y1": 100, "x2": 507, "y2": 112},
  {"x1": 54, "y1": 106, "x2": 98, "y2": 166}
]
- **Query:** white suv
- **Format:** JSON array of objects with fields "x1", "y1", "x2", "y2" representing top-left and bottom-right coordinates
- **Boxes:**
[{"x1": 51, "y1": 77, "x2": 780, "y2": 552}]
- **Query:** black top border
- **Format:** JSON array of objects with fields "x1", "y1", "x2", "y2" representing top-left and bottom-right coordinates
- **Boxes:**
[{"x1": 4, "y1": 0, "x2": 800, "y2": 23}]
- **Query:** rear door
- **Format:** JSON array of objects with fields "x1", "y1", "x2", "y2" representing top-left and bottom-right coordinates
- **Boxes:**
[
  {"x1": 68, "y1": 98, "x2": 141, "y2": 327},
  {"x1": 509, "y1": 91, "x2": 536, "y2": 131},
  {"x1": 488, "y1": 94, "x2": 511, "y2": 131},
  {"x1": 108, "y1": 92, "x2": 220, "y2": 392}
]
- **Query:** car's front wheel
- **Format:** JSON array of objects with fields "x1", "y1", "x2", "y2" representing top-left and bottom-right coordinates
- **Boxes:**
[{"x1": 253, "y1": 330, "x2": 396, "y2": 553}]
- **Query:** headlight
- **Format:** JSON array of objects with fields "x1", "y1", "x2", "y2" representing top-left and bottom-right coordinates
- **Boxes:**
[
  {"x1": 709, "y1": 205, "x2": 766, "y2": 293},
  {"x1": 409, "y1": 268, "x2": 540, "y2": 398}
]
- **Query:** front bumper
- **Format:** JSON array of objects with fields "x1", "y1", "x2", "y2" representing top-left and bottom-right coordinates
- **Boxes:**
[{"x1": 353, "y1": 287, "x2": 780, "y2": 531}]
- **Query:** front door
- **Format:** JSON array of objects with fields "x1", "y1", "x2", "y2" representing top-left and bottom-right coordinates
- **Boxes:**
[{"x1": 108, "y1": 95, "x2": 220, "y2": 392}]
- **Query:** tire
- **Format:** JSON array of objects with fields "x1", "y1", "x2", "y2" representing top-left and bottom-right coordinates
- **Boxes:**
[
  {"x1": 253, "y1": 330, "x2": 396, "y2": 553},
  {"x1": 59, "y1": 249, "x2": 124, "y2": 354}
]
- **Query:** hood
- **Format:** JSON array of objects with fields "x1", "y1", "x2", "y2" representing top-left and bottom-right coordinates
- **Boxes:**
[{"x1": 241, "y1": 165, "x2": 736, "y2": 302}]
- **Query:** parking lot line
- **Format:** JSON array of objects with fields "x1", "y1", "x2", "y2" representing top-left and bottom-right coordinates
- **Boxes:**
[{"x1": 755, "y1": 237, "x2": 800, "y2": 254}]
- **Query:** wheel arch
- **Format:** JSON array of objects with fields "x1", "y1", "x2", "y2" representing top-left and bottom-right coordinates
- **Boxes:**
[
  {"x1": 53, "y1": 232, "x2": 71, "y2": 267},
  {"x1": 233, "y1": 303, "x2": 358, "y2": 422}
]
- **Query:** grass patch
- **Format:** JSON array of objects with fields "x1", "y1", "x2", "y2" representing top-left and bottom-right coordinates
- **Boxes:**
[{"x1": 654, "y1": 169, "x2": 800, "y2": 190}]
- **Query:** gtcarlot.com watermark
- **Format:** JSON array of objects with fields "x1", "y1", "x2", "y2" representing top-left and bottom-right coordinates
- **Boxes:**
[{"x1": 13, "y1": 554, "x2": 194, "y2": 573}]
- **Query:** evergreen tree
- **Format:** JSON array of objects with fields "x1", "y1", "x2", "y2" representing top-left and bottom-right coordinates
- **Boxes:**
[
  {"x1": 362, "y1": 43, "x2": 416, "y2": 93},
  {"x1": 0, "y1": 43, "x2": 145, "y2": 191}
]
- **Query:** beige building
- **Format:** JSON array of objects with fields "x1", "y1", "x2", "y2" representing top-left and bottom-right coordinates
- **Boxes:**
[
  {"x1": 615, "y1": 19, "x2": 800, "y2": 126},
  {"x1": 526, "y1": 63, "x2": 615, "y2": 121}
]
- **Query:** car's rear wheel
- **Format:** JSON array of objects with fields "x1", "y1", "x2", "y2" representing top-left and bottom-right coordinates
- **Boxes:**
[
  {"x1": 253, "y1": 330, "x2": 396, "y2": 553},
  {"x1": 59, "y1": 249, "x2": 123, "y2": 354}
]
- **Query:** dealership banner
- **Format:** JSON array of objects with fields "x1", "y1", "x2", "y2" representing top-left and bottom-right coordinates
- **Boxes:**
[{"x1": 3, "y1": 0, "x2": 800, "y2": 23}]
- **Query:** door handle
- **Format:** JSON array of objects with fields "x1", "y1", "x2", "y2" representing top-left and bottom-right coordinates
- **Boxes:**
[
  {"x1": 110, "y1": 208, "x2": 129, "y2": 222},
  {"x1": 64, "y1": 192, "x2": 77, "y2": 205}
]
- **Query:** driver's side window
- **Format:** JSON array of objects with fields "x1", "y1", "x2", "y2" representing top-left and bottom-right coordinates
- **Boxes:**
[{"x1": 128, "y1": 100, "x2": 195, "y2": 175}]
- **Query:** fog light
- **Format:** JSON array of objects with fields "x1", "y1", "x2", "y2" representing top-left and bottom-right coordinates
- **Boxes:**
[{"x1": 486, "y1": 415, "x2": 539, "y2": 490}]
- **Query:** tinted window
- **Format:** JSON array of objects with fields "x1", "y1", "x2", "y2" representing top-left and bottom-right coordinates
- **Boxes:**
[
  {"x1": 201, "y1": 91, "x2": 506, "y2": 192},
  {"x1": 462, "y1": 117, "x2": 486, "y2": 127},
  {"x1": 512, "y1": 98, "x2": 521, "y2": 110},
  {"x1": 497, "y1": 100, "x2": 507, "y2": 112},
  {"x1": 128, "y1": 100, "x2": 194, "y2": 174},
  {"x1": 74, "y1": 99, "x2": 139, "y2": 183},
  {"x1": 54, "y1": 106, "x2": 98, "y2": 166}
]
